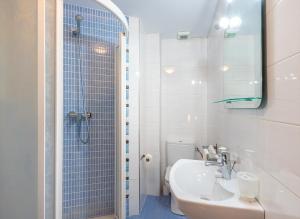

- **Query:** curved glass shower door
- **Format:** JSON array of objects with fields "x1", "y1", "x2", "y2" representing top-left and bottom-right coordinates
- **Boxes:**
[{"x1": 63, "y1": 2, "x2": 126, "y2": 219}]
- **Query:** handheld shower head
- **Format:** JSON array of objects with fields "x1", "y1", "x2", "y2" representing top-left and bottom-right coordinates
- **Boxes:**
[
  {"x1": 72, "y1": 14, "x2": 84, "y2": 37},
  {"x1": 75, "y1": 14, "x2": 84, "y2": 22}
]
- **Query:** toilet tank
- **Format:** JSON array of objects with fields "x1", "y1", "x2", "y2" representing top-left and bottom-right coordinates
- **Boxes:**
[{"x1": 167, "y1": 141, "x2": 195, "y2": 166}]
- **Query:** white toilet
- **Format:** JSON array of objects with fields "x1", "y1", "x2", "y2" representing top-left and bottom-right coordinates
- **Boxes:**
[{"x1": 164, "y1": 141, "x2": 195, "y2": 215}]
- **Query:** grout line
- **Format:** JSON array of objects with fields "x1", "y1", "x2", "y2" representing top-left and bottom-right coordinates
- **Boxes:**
[
  {"x1": 259, "y1": 117, "x2": 300, "y2": 127},
  {"x1": 272, "y1": 0, "x2": 283, "y2": 10},
  {"x1": 267, "y1": 51, "x2": 300, "y2": 68},
  {"x1": 262, "y1": 168, "x2": 300, "y2": 200},
  {"x1": 266, "y1": 0, "x2": 283, "y2": 15},
  {"x1": 214, "y1": 111, "x2": 300, "y2": 127}
]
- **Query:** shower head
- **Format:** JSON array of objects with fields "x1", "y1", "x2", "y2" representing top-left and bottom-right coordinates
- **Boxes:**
[
  {"x1": 72, "y1": 14, "x2": 84, "y2": 37},
  {"x1": 75, "y1": 14, "x2": 84, "y2": 22}
]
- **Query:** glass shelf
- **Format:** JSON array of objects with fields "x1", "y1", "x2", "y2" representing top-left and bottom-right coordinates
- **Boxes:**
[{"x1": 213, "y1": 97, "x2": 262, "y2": 104}]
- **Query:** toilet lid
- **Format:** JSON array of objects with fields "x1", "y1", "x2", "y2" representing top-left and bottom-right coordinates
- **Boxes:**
[{"x1": 165, "y1": 166, "x2": 172, "y2": 183}]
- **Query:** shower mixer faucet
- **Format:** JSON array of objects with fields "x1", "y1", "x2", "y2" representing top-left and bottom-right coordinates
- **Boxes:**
[
  {"x1": 68, "y1": 111, "x2": 92, "y2": 121},
  {"x1": 68, "y1": 111, "x2": 91, "y2": 144}
]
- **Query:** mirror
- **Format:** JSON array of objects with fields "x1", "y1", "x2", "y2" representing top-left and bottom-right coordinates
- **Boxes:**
[{"x1": 217, "y1": 0, "x2": 264, "y2": 108}]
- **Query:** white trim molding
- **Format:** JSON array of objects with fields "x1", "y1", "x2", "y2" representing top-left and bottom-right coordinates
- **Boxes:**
[
  {"x1": 64, "y1": 0, "x2": 128, "y2": 31},
  {"x1": 96, "y1": 0, "x2": 128, "y2": 31},
  {"x1": 55, "y1": 0, "x2": 64, "y2": 219},
  {"x1": 38, "y1": 0, "x2": 46, "y2": 218}
]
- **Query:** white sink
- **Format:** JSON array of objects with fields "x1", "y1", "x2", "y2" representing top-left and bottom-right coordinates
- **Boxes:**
[{"x1": 170, "y1": 159, "x2": 264, "y2": 219}]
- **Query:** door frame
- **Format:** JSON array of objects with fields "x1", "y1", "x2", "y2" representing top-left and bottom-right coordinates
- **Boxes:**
[{"x1": 54, "y1": 1, "x2": 128, "y2": 218}]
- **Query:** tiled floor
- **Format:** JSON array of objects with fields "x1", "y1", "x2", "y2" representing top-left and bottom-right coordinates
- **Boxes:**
[{"x1": 127, "y1": 196, "x2": 186, "y2": 219}]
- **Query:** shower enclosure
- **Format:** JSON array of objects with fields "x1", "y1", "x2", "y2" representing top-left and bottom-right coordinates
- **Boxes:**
[{"x1": 56, "y1": 0, "x2": 128, "y2": 219}]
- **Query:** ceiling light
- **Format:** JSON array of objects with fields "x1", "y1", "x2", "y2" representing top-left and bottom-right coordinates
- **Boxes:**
[
  {"x1": 94, "y1": 45, "x2": 108, "y2": 54},
  {"x1": 219, "y1": 17, "x2": 230, "y2": 29},
  {"x1": 219, "y1": 16, "x2": 242, "y2": 30},
  {"x1": 230, "y1": 16, "x2": 242, "y2": 29}
]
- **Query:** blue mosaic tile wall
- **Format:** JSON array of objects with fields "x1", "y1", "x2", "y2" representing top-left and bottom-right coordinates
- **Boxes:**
[{"x1": 63, "y1": 3, "x2": 125, "y2": 219}]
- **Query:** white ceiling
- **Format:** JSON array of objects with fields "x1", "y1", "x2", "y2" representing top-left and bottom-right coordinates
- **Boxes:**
[{"x1": 112, "y1": 0, "x2": 219, "y2": 38}]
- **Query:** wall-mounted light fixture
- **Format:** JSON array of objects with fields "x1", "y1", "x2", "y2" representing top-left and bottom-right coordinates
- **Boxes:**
[{"x1": 218, "y1": 16, "x2": 242, "y2": 30}]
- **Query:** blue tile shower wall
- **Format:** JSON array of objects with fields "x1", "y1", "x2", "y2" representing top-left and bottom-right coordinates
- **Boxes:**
[{"x1": 63, "y1": 3, "x2": 125, "y2": 219}]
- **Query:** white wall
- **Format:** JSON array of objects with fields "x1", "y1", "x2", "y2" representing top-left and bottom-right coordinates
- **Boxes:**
[
  {"x1": 160, "y1": 38, "x2": 207, "y2": 183},
  {"x1": 140, "y1": 33, "x2": 161, "y2": 196},
  {"x1": 0, "y1": 1, "x2": 39, "y2": 219},
  {"x1": 207, "y1": 1, "x2": 300, "y2": 219}
]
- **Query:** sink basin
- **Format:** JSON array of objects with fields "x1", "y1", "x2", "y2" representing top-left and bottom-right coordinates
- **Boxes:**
[{"x1": 170, "y1": 159, "x2": 264, "y2": 219}]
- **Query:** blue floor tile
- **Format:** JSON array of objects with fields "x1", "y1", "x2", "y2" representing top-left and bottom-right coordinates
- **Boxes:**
[{"x1": 127, "y1": 195, "x2": 186, "y2": 219}]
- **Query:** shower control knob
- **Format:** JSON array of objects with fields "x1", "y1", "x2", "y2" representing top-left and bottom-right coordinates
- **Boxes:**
[{"x1": 85, "y1": 112, "x2": 92, "y2": 119}]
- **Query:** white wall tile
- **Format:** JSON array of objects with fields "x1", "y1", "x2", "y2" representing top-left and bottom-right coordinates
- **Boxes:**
[
  {"x1": 259, "y1": 53, "x2": 300, "y2": 125},
  {"x1": 266, "y1": 0, "x2": 280, "y2": 14},
  {"x1": 259, "y1": 121, "x2": 300, "y2": 198},
  {"x1": 267, "y1": 0, "x2": 300, "y2": 66},
  {"x1": 207, "y1": 1, "x2": 300, "y2": 218},
  {"x1": 140, "y1": 33, "x2": 161, "y2": 196},
  {"x1": 160, "y1": 38, "x2": 207, "y2": 186},
  {"x1": 257, "y1": 167, "x2": 300, "y2": 219}
]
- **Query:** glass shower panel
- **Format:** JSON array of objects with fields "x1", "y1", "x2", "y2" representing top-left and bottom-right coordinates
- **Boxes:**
[{"x1": 63, "y1": 3, "x2": 125, "y2": 219}]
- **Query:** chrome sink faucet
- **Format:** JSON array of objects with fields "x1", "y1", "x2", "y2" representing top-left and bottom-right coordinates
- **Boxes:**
[{"x1": 205, "y1": 151, "x2": 232, "y2": 180}]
